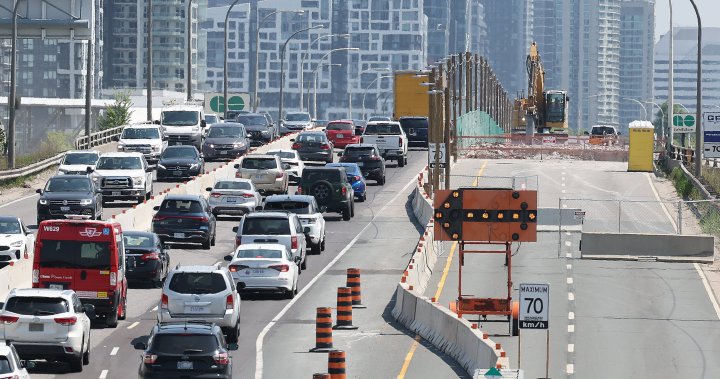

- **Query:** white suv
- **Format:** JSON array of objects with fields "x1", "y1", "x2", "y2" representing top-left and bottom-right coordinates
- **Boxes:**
[
  {"x1": 57, "y1": 150, "x2": 100, "y2": 175},
  {"x1": 0, "y1": 288, "x2": 93, "y2": 372},
  {"x1": 116, "y1": 124, "x2": 167, "y2": 162},
  {"x1": 158, "y1": 265, "x2": 241, "y2": 343},
  {"x1": 0, "y1": 342, "x2": 30, "y2": 378},
  {"x1": 92, "y1": 152, "x2": 154, "y2": 204},
  {"x1": 232, "y1": 211, "x2": 309, "y2": 270},
  {"x1": 263, "y1": 195, "x2": 325, "y2": 255}
]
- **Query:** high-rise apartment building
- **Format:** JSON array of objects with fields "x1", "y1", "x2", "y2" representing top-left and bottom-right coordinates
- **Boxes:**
[
  {"x1": 619, "y1": 0, "x2": 654, "y2": 127},
  {"x1": 425, "y1": 0, "x2": 487, "y2": 65}
]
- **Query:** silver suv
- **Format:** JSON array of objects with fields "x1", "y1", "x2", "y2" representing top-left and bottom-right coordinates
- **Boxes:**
[
  {"x1": 158, "y1": 265, "x2": 241, "y2": 343},
  {"x1": 232, "y1": 211, "x2": 309, "y2": 270}
]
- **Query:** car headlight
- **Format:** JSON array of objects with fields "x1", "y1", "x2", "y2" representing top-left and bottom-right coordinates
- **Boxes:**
[
  {"x1": 153, "y1": 145, "x2": 162, "y2": 152},
  {"x1": 261, "y1": 130, "x2": 270, "y2": 135},
  {"x1": 207, "y1": 143, "x2": 215, "y2": 148},
  {"x1": 189, "y1": 163, "x2": 200, "y2": 169},
  {"x1": 10, "y1": 240, "x2": 23, "y2": 248},
  {"x1": 91, "y1": 175, "x2": 100, "y2": 182},
  {"x1": 80, "y1": 199, "x2": 93, "y2": 206},
  {"x1": 132, "y1": 176, "x2": 144, "y2": 184},
  {"x1": 192, "y1": 126, "x2": 200, "y2": 132},
  {"x1": 157, "y1": 164, "x2": 166, "y2": 169},
  {"x1": 234, "y1": 142, "x2": 245, "y2": 148},
  {"x1": 39, "y1": 199, "x2": 48, "y2": 205}
]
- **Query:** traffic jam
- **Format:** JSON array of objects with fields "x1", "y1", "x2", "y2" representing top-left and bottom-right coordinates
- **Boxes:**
[{"x1": 0, "y1": 107, "x2": 427, "y2": 378}]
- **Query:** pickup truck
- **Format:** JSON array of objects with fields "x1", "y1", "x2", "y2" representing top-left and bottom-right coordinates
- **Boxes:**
[
  {"x1": 360, "y1": 121, "x2": 408, "y2": 167},
  {"x1": 92, "y1": 152, "x2": 154, "y2": 204}
]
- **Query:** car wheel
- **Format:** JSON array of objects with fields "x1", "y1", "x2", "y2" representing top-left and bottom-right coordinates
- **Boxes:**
[
  {"x1": 211, "y1": 233, "x2": 216, "y2": 247},
  {"x1": 202, "y1": 238, "x2": 211, "y2": 250},
  {"x1": 226, "y1": 321, "x2": 240, "y2": 344},
  {"x1": 83, "y1": 337, "x2": 90, "y2": 365},
  {"x1": 301, "y1": 255, "x2": 307, "y2": 270},
  {"x1": 321, "y1": 238, "x2": 326, "y2": 251},
  {"x1": 118, "y1": 296, "x2": 127, "y2": 320},
  {"x1": 342, "y1": 206, "x2": 351, "y2": 221},
  {"x1": 379, "y1": 176, "x2": 386, "y2": 185},
  {"x1": 311, "y1": 243, "x2": 321, "y2": 255},
  {"x1": 284, "y1": 287, "x2": 295, "y2": 299},
  {"x1": 398, "y1": 157, "x2": 405, "y2": 167},
  {"x1": 356, "y1": 194, "x2": 365, "y2": 202},
  {"x1": 351, "y1": 202, "x2": 355, "y2": 218},
  {"x1": 145, "y1": 190, "x2": 151, "y2": 201},
  {"x1": 96, "y1": 213, "x2": 103, "y2": 221},
  {"x1": 70, "y1": 351, "x2": 83, "y2": 372},
  {"x1": 105, "y1": 308, "x2": 118, "y2": 328},
  {"x1": 137, "y1": 196, "x2": 145, "y2": 204}
]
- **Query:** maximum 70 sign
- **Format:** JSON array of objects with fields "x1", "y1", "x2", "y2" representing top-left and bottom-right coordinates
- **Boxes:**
[{"x1": 519, "y1": 283, "x2": 549, "y2": 329}]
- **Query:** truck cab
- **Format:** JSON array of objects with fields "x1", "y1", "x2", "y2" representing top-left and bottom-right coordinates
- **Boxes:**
[
  {"x1": 160, "y1": 105, "x2": 206, "y2": 149},
  {"x1": 360, "y1": 121, "x2": 409, "y2": 167}
]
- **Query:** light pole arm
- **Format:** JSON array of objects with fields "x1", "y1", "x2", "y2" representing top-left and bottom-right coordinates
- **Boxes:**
[
  {"x1": 279, "y1": 24, "x2": 324, "y2": 123},
  {"x1": 223, "y1": 0, "x2": 242, "y2": 119},
  {"x1": 690, "y1": 0, "x2": 702, "y2": 175}
]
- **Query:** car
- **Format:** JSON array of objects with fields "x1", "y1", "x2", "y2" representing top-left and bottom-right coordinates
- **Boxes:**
[
  {"x1": 325, "y1": 120, "x2": 361, "y2": 149},
  {"x1": 263, "y1": 195, "x2": 326, "y2": 254},
  {"x1": 267, "y1": 149, "x2": 305, "y2": 184},
  {"x1": 587, "y1": 125, "x2": 619, "y2": 146},
  {"x1": 296, "y1": 166, "x2": 355, "y2": 221},
  {"x1": 291, "y1": 131, "x2": 334, "y2": 163},
  {"x1": 206, "y1": 179, "x2": 262, "y2": 216},
  {"x1": 226, "y1": 110, "x2": 249, "y2": 121},
  {"x1": 282, "y1": 111, "x2": 314, "y2": 134},
  {"x1": 0, "y1": 342, "x2": 31, "y2": 378},
  {"x1": 92, "y1": 152, "x2": 154, "y2": 204},
  {"x1": 0, "y1": 216, "x2": 34, "y2": 267},
  {"x1": 158, "y1": 265, "x2": 241, "y2": 343},
  {"x1": 232, "y1": 211, "x2": 309, "y2": 269},
  {"x1": 201, "y1": 122, "x2": 250, "y2": 161},
  {"x1": 361, "y1": 121, "x2": 409, "y2": 167},
  {"x1": 159, "y1": 105, "x2": 206, "y2": 149},
  {"x1": 327, "y1": 163, "x2": 367, "y2": 202},
  {"x1": 115, "y1": 124, "x2": 167, "y2": 162},
  {"x1": 236, "y1": 113, "x2": 275, "y2": 146},
  {"x1": 314, "y1": 120, "x2": 329, "y2": 129},
  {"x1": 36, "y1": 175, "x2": 103, "y2": 224},
  {"x1": 224, "y1": 244, "x2": 300, "y2": 298},
  {"x1": 135, "y1": 321, "x2": 237, "y2": 379},
  {"x1": 124, "y1": 231, "x2": 170, "y2": 288},
  {"x1": 233, "y1": 155, "x2": 289, "y2": 195},
  {"x1": 352, "y1": 119, "x2": 368, "y2": 136},
  {"x1": 156, "y1": 145, "x2": 205, "y2": 181},
  {"x1": 205, "y1": 113, "x2": 221, "y2": 125},
  {"x1": 338, "y1": 144, "x2": 386, "y2": 185},
  {"x1": 57, "y1": 150, "x2": 99, "y2": 175},
  {"x1": 152, "y1": 195, "x2": 217, "y2": 249},
  {"x1": 0, "y1": 288, "x2": 94, "y2": 372},
  {"x1": 368, "y1": 115, "x2": 392, "y2": 122},
  {"x1": 260, "y1": 111, "x2": 279, "y2": 139},
  {"x1": 399, "y1": 116, "x2": 429, "y2": 147}
]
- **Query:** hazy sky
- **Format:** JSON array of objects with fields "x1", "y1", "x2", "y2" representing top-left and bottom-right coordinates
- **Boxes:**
[{"x1": 655, "y1": 0, "x2": 720, "y2": 41}]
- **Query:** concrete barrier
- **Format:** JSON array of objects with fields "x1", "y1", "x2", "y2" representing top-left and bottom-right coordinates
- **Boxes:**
[{"x1": 580, "y1": 231, "x2": 714, "y2": 259}]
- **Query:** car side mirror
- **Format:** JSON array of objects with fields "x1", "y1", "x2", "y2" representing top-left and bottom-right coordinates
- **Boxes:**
[
  {"x1": 234, "y1": 164, "x2": 240, "y2": 169},
  {"x1": 153, "y1": 206, "x2": 160, "y2": 211},
  {"x1": 83, "y1": 304, "x2": 96, "y2": 320},
  {"x1": 312, "y1": 119, "x2": 317, "y2": 122},
  {"x1": 289, "y1": 138, "x2": 295, "y2": 142},
  {"x1": 255, "y1": 205, "x2": 263, "y2": 211},
  {"x1": 583, "y1": 131, "x2": 589, "y2": 135},
  {"x1": 617, "y1": 132, "x2": 621, "y2": 136},
  {"x1": 247, "y1": 134, "x2": 252, "y2": 138},
  {"x1": 206, "y1": 187, "x2": 213, "y2": 192},
  {"x1": 36, "y1": 189, "x2": 42, "y2": 194},
  {"x1": 95, "y1": 188, "x2": 103, "y2": 194},
  {"x1": 162, "y1": 136, "x2": 169, "y2": 141},
  {"x1": 154, "y1": 120, "x2": 161, "y2": 125},
  {"x1": 337, "y1": 152, "x2": 342, "y2": 157},
  {"x1": 146, "y1": 166, "x2": 154, "y2": 172},
  {"x1": 294, "y1": 256, "x2": 302, "y2": 264},
  {"x1": 21, "y1": 360, "x2": 35, "y2": 370},
  {"x1": 133, "y1": 342, "x2": 147, "y2": 350},
  {"x1": 201, "y1": 120, "x2": 207, "y2": 128},
  {"x1": 224, "y1": 255, "x2": 233, "y2": 262},
  {"x1": 112, "y1": 136, "x2": 119, "y2": 142},
  {"x1": 232, "y1": 226, "x2": 239, "y2": 233},
  {"x1": 303, "y1": 226, "x2": 311, "y2": 235},
  {"x1": 86, "y1": 166, "x2": 94, "y2": 174},
  {"x1": 320, "y1": 205, "x2": 327, "y2": 213},
  {"x1": 227, "y1": 343, "x2": 239, "y2": 351}
]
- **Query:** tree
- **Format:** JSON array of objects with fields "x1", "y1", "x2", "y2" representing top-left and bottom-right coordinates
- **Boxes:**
[
  {"x1": 97, "y1": 92, "x2": 133, "y2": 131},
  {"x1": 653, "y1": 102, "x2": 689, "y2": 145}
]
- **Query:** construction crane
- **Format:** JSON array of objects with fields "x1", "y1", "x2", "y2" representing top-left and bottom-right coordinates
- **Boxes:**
[{"x1": 512, "y1": 42, "x2": 569, "y2": 135}]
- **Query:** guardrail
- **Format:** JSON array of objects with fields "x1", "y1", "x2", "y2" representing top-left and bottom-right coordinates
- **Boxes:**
[{"x1": 75, "y1": 125, "x2": 125, "y2": 150}]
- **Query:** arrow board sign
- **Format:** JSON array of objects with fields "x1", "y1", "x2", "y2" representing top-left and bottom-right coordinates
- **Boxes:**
[
  {"x1": 704, "y1": 112, "x2": 720, "y2": 158},
  {"x1": 519, "y1": 283, "x2": 549, "y2": 329}
]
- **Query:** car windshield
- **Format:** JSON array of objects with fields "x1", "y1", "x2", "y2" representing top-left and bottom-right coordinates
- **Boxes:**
[
  {"x1": 159, "y1": 199, "x2": 204, "y2": 213},
  {"x1": 328, "y1": 164, "x2": 360, "y2": 176},
  {"x1": 326, "y1": 122, "x2": 353, "y2": 131},
  {"x1": 365, "y1": 123, "x2": 401, "y2": 135},
  {"x1": 151, "y1": 334, "x2": 219, "y2": 355},
  {"x1": 162, "y1": 147, "x2": 198, "y2": 159},
  {"x1": 168, "y1": 272, "x2": 227, "y2": 294},
  {"x1": 242, "y1": 218, "x2": 291, "y2": 235},
  {"x1": 297, "y1": 134, "x2": 327, "y2": 143},
  {"x1": 45, "y1": 177, "x2": 91, "y2": 192},
  {"x1": 286, "y1": 113, "x2": 311, "y2": 122},
  {"x1": 400, "y1": 118, "x2": 428, "y2": 129},
  {"x1": 0, "y1": 220, "x2": 21, "y2": 234},
  {"x1": 39, "y1": 240, "x2": 112, "y2": 270},
  {"x1": 96, "y1": 156, "x2": 142, "y2": 170},
  {"x1": 268, "y1": 151, "x2": 296, "y2": 159},
  {"x1": 5, "y1": 296, "x2": 69, "y2": 316},
  {"x1": 205, "y1": 115, "x2": 219, "y2": 123},
  {"x1": 302, "y1": 170, "x2": 342, "y2": 182},
  {"x1": 344, "y1": 147, "x2": 375, "y2": 157},
  {"x1": 237, "y1": 115, "x2": 267, "y2": 126},
  {"x1": 0, "y1": 357, "x2": 10, "y2": 374},
  {"x1": 63, "y1": 152, "x2": 98, "y2": 165},
  {"x1": 162, "y1": 111, "x2": 199, "y2": 126},
  {"x1": 591, "y1": 126, "x2": 616, "y2": 135},
  {"x1": 368, "y1": 116, "x2": 391, "y2": 122},
  {"x1": 207, "y1": 126, "x2": 245, "y2": 138},
  {"x1": 236, "y1": 248, "x2": 284, "y2": 259},
  {"x1": 264, "y1": 201, "x2": 312, "y2": 214},
  {"x1": 121, "y1": 128, "x2": 160, "y2": 139},
  {"x1": 124, "y1": 234, "x2": 154, "y2": 248},
  {"x1": 241, "y1": 158, "x2": 277, "y2": 170},
  {"x1": 215, "y1": 181, "x2": 252, "y2": 190}
]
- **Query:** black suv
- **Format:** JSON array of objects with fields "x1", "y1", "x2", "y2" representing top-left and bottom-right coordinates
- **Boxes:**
[
  {"x1": 152, "y1": 194, "x2": 217, "y2": 249},
  {"x1": 135, "y1": 321, "x2": 237, "y2": 379},
  {"x1": 157, "y1": 145, "x2": 205, "y2": 181},
  {"x1": 36, "y1": 175, "x2": 103, "y2": 225},
  {"x1": 399, "y1": 116, "x2": 429, "y2": 147},
  {"x1": 237, "y1": 113, "x2": 276, "y2": 146},
  {"x1": 338, "y1": 144, "x2": 386, "y2": 184},
  {"x1": 124, "y1": 231, "x2": 170, "y2": 287},
  {"x1": 297, "y1": 167, "x2": 354, "y2": 221}
]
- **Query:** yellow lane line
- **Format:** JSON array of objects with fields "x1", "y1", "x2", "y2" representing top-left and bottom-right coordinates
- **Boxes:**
[{"x1": 396, "y1": 335, "x2": 422, "y2": 379}]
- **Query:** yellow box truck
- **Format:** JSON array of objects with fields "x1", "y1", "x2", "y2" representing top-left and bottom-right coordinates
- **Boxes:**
[{"x1": 393, "y1": 71, "x2": 429, "y2": 119}]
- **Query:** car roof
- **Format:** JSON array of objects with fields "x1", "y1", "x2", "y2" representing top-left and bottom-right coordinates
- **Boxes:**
[
  {"x1": 264, "y1": 194, "x2": 314, "y2": 202},
  {"x1": 0, "y1": 216, "x2": 20, "y2": 223},
  {"x1": 163, "y1": 194, "x2": 203, "y2": 201},
  {"x1": 243, "y1": 154, "x2": 276, "y2": 159},
  {"x1": 286, "y1": 111, "x2": 310, "y2": 115},
  {"x1": 9, "y1": 288, "x2": 74, "y2": 298},
  {"x1": 123, "y1": 230, "x2": 157, "y2": 238},
  {"x1": 171, "y1": 265, "x2": 226, "y2": 273},
  {"x1": 125, "y1": 124, "x2": 161, "y2": 129},
  {"x1": 236, "y1": 243, "x2": 288, "y2": 251},
  {"x1": 49, "y1": 174, "x2": 91, "y2": 180},
  {"x1": 210, "y1": 122, "x2": 243, "y2": 128},
  {"x1": 245, "y1": 211, "x2": 292, "y2": 218},
  {"x1": 366, "y1": 121, "x2": 401, "y2": 126},
  {"x1": 344, "y1": 143, "x2": 376, "y2": 148},
  {"x1": 328, "y1": 163, "x2": 359, "y2": 168},
  {"x1": 65, "y1": 150, "x2": 99, "y2": 155},
  {"x1": 267, "y1": 149, "x2": 295, "y2": 153},
  {"x1": 215, "y1": 178, "x2": 252, "y2": 184},
  {"x1": 399, "y1": 116, "x2": 428, "y2": 120},
  {"x1": 162, "y1": 105, "x2": 203, "y2": 111},
  {"x1": 303, "y1": 166, "x2": 344, "y2": 171},
  {"x1": 328, "y1": 119, "x2": 353, "y2": 124},
  {"x1": 100, "y1": 152, "x2": 144, "y2": 158},
  {"x1": 298, "y1": 131, "x2": 325, "y2": 135},
  {"x1": 156, "y1": 321, "x2": 217, "y2": 334}
]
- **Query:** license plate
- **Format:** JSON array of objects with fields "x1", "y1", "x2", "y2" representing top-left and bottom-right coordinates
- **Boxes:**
[
  {"x1": 252, "y1": 269, "x2": 264, "y2": 274},
  {"x1": 220, "y1": 151, "x2": 228, "y2": 155},
  {"x1": 254, "y1": 174, "x2": 263, "y2": 180},
  {"x1": 60, "y1": 206, "x2": 70, "y2": 211},
  {"x1": 337, "y1": 133, "x2": 344, "y2": 138},
  {"x1": 49, "y1": 284, "x2": 64, "y2": 290},
  {"x1": 173, "y1": 171, "x2": 182, "y2": 176},
  {"x1": 226, "y1": 197, "x2": 237, "y2": 203},
  {"x1": 174, "y1": 232, "x2": 185, "y2": 238},
  {"x1": 112, "y1": 191, "x2": 120, "y2": 196},
  {"x1": 29, "y1": 323, "x2": 44, "y2": 332},
  {"x1": 356, "y1": 162, "x2": 363, "y2": 167},
  {"x1": 177, "y1": 361, "x2": 193, "y2": 370},
  {"x1": 186, "y1": 306, "x2": 208, "y2": 314}
]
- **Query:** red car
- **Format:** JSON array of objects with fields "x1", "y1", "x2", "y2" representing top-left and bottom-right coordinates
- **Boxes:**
[{"x1": 325, "y1": 120, "x2": 360, "y2": 148}]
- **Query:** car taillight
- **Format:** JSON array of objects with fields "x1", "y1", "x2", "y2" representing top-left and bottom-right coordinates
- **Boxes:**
[
  {"x1": 0, "y1": 374, "x2": 20, "y2": 379},
  {"x1": 228, "y1": 264, "x2": 249, "y2": 272},
  {"x1": 341, "y1": 187, "x2": 347, "y2": 196},
  {"x1": 213, "y1": 352, "x2": 230, "y2": 365},
  {"x1": 297, "y1": 186, "x2": 303, "y2": 194},
  {"x1": 235, "y1": 237, "x2": 242, "y2": 247},
  {"x1": 110, "y1": 272, "x2": 117, "y2": 286},
  {"x1": 235, "y1": 172, "x2": 241, "y2": 178},
  {"x1": 141, "y1": 252, "x2": 160, "y2": 261},
  {"x1": 143, "y1": 354, "x2": 158, "y2": 364},
  {"x1": 291, "y1": 235, "x2": 298, "y2": 250},
  {"x1": 54, "y1": 316, "x2": 77, "y2": 326},
  {"x1": 370, "y1": 156, "x2": 381, "y2": 161},
  {"x1": 353, "y1": 175, "x2": 361, "y2": 182},
  {"x1": 226, "y1": 294, "x2": 234, "y2": 310},
  {"x1": 152, "y1": 215, "x2": 167, "y2": 221},
  {"x1": 269, "y1": 264, "x2": 289, "y2": 272},
  {"x1": 32, "y1": 269, "x2": 39, "y2": 284},
  {"x1": 275, "y1": 172, "x2": 284, "y2": 179},
  {"x1": 210, "y1": 192, "x2": 223, "y2": 198},
  {"x1": 161, "y1": 293, "x2": 168, "y2": 309},
  {"x1": 292, "y1": 143, "x2": 301, "y2": 149},
  {"x1": 0, "y1": 315, "x2": 18, "y2": 324},
  {"x1": 321, "y1": 143, "x2": 330, "y2": 150},
  {"x1": 399, "y1": 137, "x2": 403, "y2": 147},
  {"x1": 242, "y1": 193, "x2": 255, "y2": 198}
]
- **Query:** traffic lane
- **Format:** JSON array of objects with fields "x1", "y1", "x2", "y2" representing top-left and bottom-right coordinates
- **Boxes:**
[{"x1": 573, "y1": 261, "x2": 720, "y2": 378}]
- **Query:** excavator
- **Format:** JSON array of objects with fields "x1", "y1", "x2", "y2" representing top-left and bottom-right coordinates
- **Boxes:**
[{"x1": 512, "y1": 42, "x2": 569, "y2": 135}]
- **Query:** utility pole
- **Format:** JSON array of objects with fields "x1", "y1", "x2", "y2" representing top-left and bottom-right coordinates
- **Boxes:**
[
  {"x1": 690, "y1": 0, "x2": 702, "y2": 176},
  {"x1": 444, "y1": 63, "x2": 451, "y2": 189},
  {"x1": 147, "y1": 0, "x2": 153, "y2": 121},
  {"x1": 428, "y1": 68, "x2": 437, "y2": 194},
  {"x1": 186, "y1": 0, "x2": 194, "y2": 102}
]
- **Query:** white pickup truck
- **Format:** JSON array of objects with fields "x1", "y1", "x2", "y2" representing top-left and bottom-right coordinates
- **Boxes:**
[
  {"x1": 360, "y1": 121, "x2": 408, "y2": 167},
  {"x1": 92, "y1": 152, "x2": 154, "y2": 204}
]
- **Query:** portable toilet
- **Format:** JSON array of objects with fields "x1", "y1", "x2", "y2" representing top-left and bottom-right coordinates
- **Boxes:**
[{"x1": 627, "y1": 120, "x2": 655, "y2": 172}]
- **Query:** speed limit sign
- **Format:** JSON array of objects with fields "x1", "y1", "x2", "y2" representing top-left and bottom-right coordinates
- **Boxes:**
[{"x1": 519, "y1": 283, "x2": 549, "y2": 329}]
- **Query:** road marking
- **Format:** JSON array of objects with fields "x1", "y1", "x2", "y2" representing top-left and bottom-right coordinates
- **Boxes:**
[
  {"x1": 434, "y1": 242, "x2": 458, "y2": 301},
  {"x1": 568, "y1": 344, "x2": 575, "y2": 353},
  {"x1": 99, "y1": 370, "x2": 108, "y2": 379},
  {"x1": 567, "y1": 363, "x2": 575, "y2": 374},
  {"x1": 694, "y1": 263, "x2": 720, "y2": 320},
  {"x1": 255, "y1": 166, "x2": 421, "y2": 379},
  {"x1": 566, "y1": 277, "x2": 573, "y2": 284},
  {"x1": 561, "y1": 189, "x2": 566, "y2": 194},
  {"x1": 568, "y1": 324, "x2": 575, "y2": 333},
  {"x1": 564, "y1": 241, "x2": 572, "y2": 247},
  {"x1": 568, "y1": 311, "x2": 575, "y2": 320},
  {"x1": 568, "y1": 292, "x2": 574, "y2": 301},
  {"x1": 646, "y1": 172, "x2": 678, "y2": 232},
  {"x1": 566, "y1": 253, "x2": 572, "y2": 258},
  {"x1": 110, "y1": 347, "x2": 119, "y2": 356},
  {"x1": 566, "y1": 264, "x2": 572, "y2": 270},
  {"x1": 0, "y1": 193, "x2": 39, "y2": 209},
  {"x1": 214, "y1": 261, "x2": 222, "y2": 266},
  {"x1": 396, "y1": 335, "x2": 421, "y2": 379},
  {"x1": 151, "y1": 306, "x2": 158, "y2": 312},
  {"x1": 127, "y1": 321, "x2": 139, "y2": 329}
]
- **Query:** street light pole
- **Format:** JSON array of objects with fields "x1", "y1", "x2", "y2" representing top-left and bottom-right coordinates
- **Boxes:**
[
  {"x1": 279, "y1": 24, "x2": 324, "y2": 125},
  {"x1": 223, "y1": 0, "x2": 243, "y2": 120},
  {"x1": 7, "y1": 0, "x2": 21, "y2": 168},
  {"x1": 668, "y1": 0, "x2": 674, "y2": 150},
  {"x1": 307, "y1": 47, "x2": 358, "y2": 119},
  {"x1": 362, "y1": 75, "x2": 393, "y2": 119},
  {"x1": 300, "y1": 33, "x2": 349, "y2": 111},
  {"x1": 186, "y1": 0, "x2": 195, "y2": 102},
  {"x1": 621, "y1": 97, "x2": 648, "y2": 120},
  {"x1": 690, "y1": 0, "x2": 702, "y2": 176},
  {"x1": 312, "y1": 63, "x2": 341, "y2": 119},
  {"x1": 645, "y1": 101, "x2": 666, "y2": 140},
  {"x1": 147, "y1": 0, "x2": 153, "y2": 121}
]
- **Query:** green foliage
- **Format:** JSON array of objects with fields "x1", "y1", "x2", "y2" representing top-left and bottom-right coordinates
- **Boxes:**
[
  {"x1": 670, "y1": 167, "x2": 694, "y2": 198},
  {"x1": 98, "y1": 91, "x2": 133, "y2": 131}
]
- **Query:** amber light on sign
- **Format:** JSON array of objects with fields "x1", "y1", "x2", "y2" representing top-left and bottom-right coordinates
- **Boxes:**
[
  {"x1": 436, "y1": 212, "x2": 443, "y2": 218},
  {"x1": 467, "y1": 212, "x2": 474, "y2": 218}
]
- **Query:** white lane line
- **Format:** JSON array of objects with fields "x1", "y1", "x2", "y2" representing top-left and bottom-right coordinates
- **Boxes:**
[
  {"x1": 568, "y1": 324, "x2": 575, "y2": 333},
  {"x1": 566, "y1": 253, "x2": 572, "y2": 258},
  {"x1": 565, "y1": 232, "x2": 571, "y2": 236},
  {"x1": 0, "y1": 193, "x2": 39, "y2": 209},
  {"x1": 566, "y1": 264, "x2": 572, "y2": 270},
  {"x1": 694, "y1": 263, "x2": 720, "y2": 320},
  {"x1": 127, "y1": 321, "x2": 139, "y2": 329},
  {"x1": 566, "y1": 277, "x2": 573, "y2": 284},
  {"x1": 568, "y1": 311, "x2": 575, "y2": 320},
  {"x1": 564, "y1": 241, "x2": 572, "y2": 247},
  {"x1": 99, "y1": 370, "x2": 109, "y2": 379},
  {"x1": 562, "y1": 171, "x2": 566, "y2": 175},
  {"x1": 567, "y1": 363, "x2": 575, "y2": 374},
  {"x1": 255, "y1": 171, "x2": 418, "y2": 379},
  {"x1": 561, "y1": 189, "x2": 566, "y2": 194},
  {"x1": 568, "y1": 344, "x2": 575, "y2": 353},
  {"x1": 110, "y1": 347, "x2": 119, "y2": 356},
  {"x1": 151, "y1": 306, "x2": 158, "y2": 312},
  {"x1": 646, "y1": 172, "x2": 678, "y2": 232},
  {"x1": 568, "y1": 292, "x2": 575, "y2": 301}
]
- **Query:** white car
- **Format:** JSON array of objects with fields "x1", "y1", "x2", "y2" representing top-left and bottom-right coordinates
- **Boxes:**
[
  {"x1": 0, "y1": 217, "x2": 34, "y2": 267},
  {"x1": 0, "y1": 288, "x2": 93, "y2": 372},
  {"x1": 262, "y1": 195, "x2": 326, "y2": 255},
  {"x1": 281, "y1": 111, "x2": 314, "y2": 134},
  {"x1": 0, "y1": 342, "x2": 30, "y2": 378},
  {"x1": 224, "y1": 244, "x2": 300, "y2": 299},
  {"x1": 267, "y1": 149, "x2": 305, "y2": 184},
  {"x1": 57, "y1": 150, "x2": 99, "y2": 175},
  {"x1": 115, "y1": 124, "x2": 167, "y2": 162},
  {"x1": 206, "y1": 179, "x2": 262, "y2": 216},
  {"x1": 92, "y1": 152, "x2": 154, "y2": 204}
]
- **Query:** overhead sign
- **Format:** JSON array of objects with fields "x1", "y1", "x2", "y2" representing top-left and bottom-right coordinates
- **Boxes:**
[
  {"x1": 428, "y1": 143, "x2": 446, "y2": 168},
  {"x1": 0, "y1": 0, "x2": 92, "y2": 39},
  {"x1": 203, "y1": 93, "x2": 251, "y2": 114},
  {"x1": 673, "y1": 114, "x2": 695, "y2": 134},
  {"x1": 519, "y1": 283, "x2": 549, "y2": 329},
  {"x1": 703, "y1": 112, "x2": 720, "y2": 158}
]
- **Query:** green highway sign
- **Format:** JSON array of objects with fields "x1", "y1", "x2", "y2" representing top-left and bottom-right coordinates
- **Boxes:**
[
  {"x1": 673, "y1": 114, "x2": 695, "y2": 134},
  {"x1": 204, "y1": 93, "x2": 251, "y2": 114}
]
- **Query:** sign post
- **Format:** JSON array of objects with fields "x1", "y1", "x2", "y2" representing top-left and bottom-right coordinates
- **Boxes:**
[
  {"x1": 703, "y1": 112, "x2": 720, "y2": 158},
  {"x1": 519, "y1": 283, "x2": 550, "y2": 377}
]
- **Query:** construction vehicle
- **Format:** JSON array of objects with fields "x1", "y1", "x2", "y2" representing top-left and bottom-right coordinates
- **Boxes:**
[
  {"x1": 393, "y1": 70, "x2": 430, "y2": 119},
  {"x1": 512, "y1": 42, "x2": 569, "y2": 135}
]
